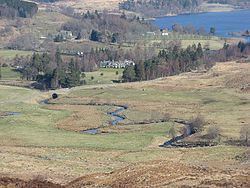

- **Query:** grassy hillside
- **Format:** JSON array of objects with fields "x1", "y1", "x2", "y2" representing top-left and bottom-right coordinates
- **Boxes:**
[
  {"x1": 0, "y1": 62, "x2": 249, "y2": 186},
  {"x1": 51, "y1": 0, "x2": 122, "y2": 11}
]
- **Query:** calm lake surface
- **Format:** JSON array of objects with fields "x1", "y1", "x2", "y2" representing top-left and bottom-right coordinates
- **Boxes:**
[{"x1": 154, "y1": 9, "x2": 250, "y2": 40}]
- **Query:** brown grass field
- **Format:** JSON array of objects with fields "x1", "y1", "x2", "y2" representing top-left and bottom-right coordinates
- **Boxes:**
[
  {"x1": 0, "y1": 62, "x2": 249, "y2": 187},
  {"x1": 52, "y1": 0, "x2": 122, "y2": 11}
]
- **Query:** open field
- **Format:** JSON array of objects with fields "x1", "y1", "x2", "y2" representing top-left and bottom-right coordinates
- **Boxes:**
[
  {"x1": 200, "y1": 3, "x2": 235, "y2": 13},
  {"x1": 137, "y1": 34, "x2": 227, "y2": 51},
  {"x1": 0, "y1": 66, "x2": 123, "y2": 86},
  {"x1": 84, "y1": 68, "x2": 123, "y2": 85},
  {"x1": 0, "y1": 67, "x2": 21, "y2": 80},
  {"x1": 52, "y1": 0, "x2": 122, "y2": 12},
  {"x1": 0, "y1": 50, "x2": 32, "y2": 60},
  {"x1": 0, "y1": 62, "x2": 249, "y2": 186},
  {"x1": 181, "y1": 39, "x2": 224, "y2": 50}
]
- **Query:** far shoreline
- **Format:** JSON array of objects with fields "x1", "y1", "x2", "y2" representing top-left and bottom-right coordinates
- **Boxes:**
[
  {"x1": 151, "y1": 9, "x2": 250, "y2": 43},
  {"x1": 146, "y1": 8, "x2": 250, "y2": 21}
]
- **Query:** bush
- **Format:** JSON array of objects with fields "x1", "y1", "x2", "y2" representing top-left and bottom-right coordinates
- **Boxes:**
[
  {"x1": 189, "y1": 116, "x2": 206, "y2": 133},
  {"x1": 90, "y1": 30, "x2": 102, "y2": 42},
  {"x1": 168, "y1": 125, "x2": 176, "y2": 139},
  {"x1": 2, "y1": 63, "x2": 8, "y2": 67},
  {"x1": 206, "y1": 126, "x2": 221, "y2": 139}
]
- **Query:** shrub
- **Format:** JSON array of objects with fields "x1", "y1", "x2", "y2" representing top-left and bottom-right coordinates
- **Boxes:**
[
  {"x1": 240, "y1": 125, "x2": 250, "y2": 146},
  {"x1": 207, "y1": 126, "x2": 221, "y2": 139},
  {"x1": 168, "y1": 125, "x2": 176, "y2": 139},
  {"x1": 189, "y1": 115, "x2": 206, "y2": 133},
  {"x1": 2, "y1": 63, "x2": 8, "y2": 67}
]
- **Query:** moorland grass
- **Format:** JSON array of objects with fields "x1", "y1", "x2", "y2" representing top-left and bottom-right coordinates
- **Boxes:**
[
  {"x1": 0, "y1": 85, "x2": 170, "y2": 150},
  {"x1": 84, "y1": 68, "x2": 123, "y2": 85},
  {"x1": 0, "y1": 67, "x2": 21, "y2": 80},
  {"x1": 0, "y1": 50, "x2": 32, "y2": 60},
  {"x1": 0, "y1": 62, "x2": 249, "y2": 183}
]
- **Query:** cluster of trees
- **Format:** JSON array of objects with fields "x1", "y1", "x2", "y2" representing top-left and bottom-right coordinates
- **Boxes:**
[
  {"x1": 61, "y1": 11, "x2": 154, "y2": 43},
  {"x1": 54, "y1": 34, "x2": 65, "y2": 42},
  {"x1": 0, "y1": 0, "x2": 38, "y2": 18},
  {"x1": 119, "y1": 0, "x2": 203, "y2": 17},
  {"x1": 205, "y1": 41, "x2": 250, "y2": 63},
  {"x1": 15, "y1": 50, "x2": 81, "y2": 89},
  {"x1": 171, "y1": 24, "x2": 216, "y2": 35},
  {"x1": 122, "y1": 43, "x2": 204, "y2": 82},
  {"x1": 122, "y1": 41, "x2": 250, "y2": 82},
  {"x1": 12, "y1": 44, "x2": 155, "y2": 85},
  {"x1": 76, "y1": 46, "x2": 154, "y2": 72},
  {"x1": 7, "y1": 34, "x2": 39, "y2": 50}
]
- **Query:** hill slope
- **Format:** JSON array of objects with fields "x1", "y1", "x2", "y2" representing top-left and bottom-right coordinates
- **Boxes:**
[{"x1": 0, "y1": 62, "x2": 249, "y2": 187}]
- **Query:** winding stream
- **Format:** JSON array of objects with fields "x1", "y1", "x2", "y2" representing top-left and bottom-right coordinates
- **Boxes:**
[
  {"x1": 81, "y1": 105, "x2": 127, "y2": 134},
  {"x1": 0, "y1": 112, "x2": 21, "y2": 117},
  {"x1": 108, "y1": 106, "x2": 127, "y2": 125},
  {"x1": 160, "y1": 120, "x2": 193, "y2": 147},
  {"x1": 39, "y1": 97, "x2": 212, "y2": 147}
]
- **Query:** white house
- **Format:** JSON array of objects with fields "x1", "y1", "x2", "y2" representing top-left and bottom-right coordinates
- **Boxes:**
[{"x1": 100, "y1": 60, "x2": 135, "y2": 69}]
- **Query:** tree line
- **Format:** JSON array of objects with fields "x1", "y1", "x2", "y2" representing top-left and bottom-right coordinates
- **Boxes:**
[
  {"x1": 171, "y1": 24, "x2": 216, "y2": 36},
  {"x1": 119, "y1": 0, "x2": 203, "y2": 17},
  {"x1": 0, "y1": 0, "x2": 38, "y2": 18},
  {"x1": 11, "y1": 41, "x2": 250, "y2": 89},
  {"x1": 12, "y1": 44, "x2": 152, "y2": 88},
  {"x1": 122, "y1": 42, "x2": 250, "y2": 82},
  {"x1": 119, "y1": 0, "x2": 250, "y2": 17},
  {"x1": 122, "y1": 43, "x2": 204, "y2": 81},
  {"x1": 208, "y1": 0, "x2": 250, "y2": 7}
]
